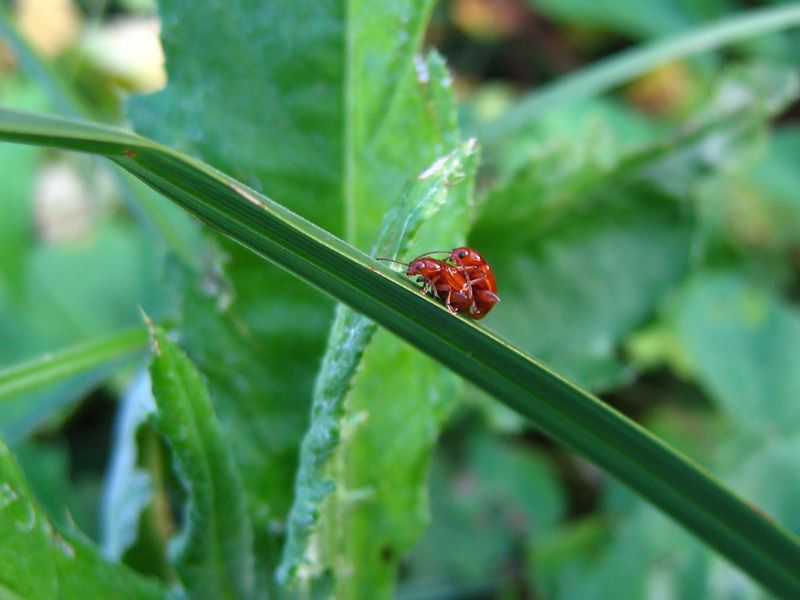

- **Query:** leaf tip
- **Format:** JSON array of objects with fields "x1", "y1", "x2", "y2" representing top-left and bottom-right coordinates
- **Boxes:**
[{"x1": 139, "y1": 308, "x2": 161, "y2": 356}]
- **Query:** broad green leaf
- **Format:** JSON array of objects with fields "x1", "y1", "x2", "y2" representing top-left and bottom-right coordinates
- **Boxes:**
[
  {"x1": 147, "y1": 325, "x2": 255, "y2": 600},
  {"x1": 0, "y1": 438, "x2": 165, "y2": 599},
  {"x1": 405, "y1": 431, "x2": 563, "y2": 594},
  {"x1": 130, "y1": 1, "x2": 467, "y2": 591},
  {"x1": 670, "y1": 273, "x2": 800, "y2": 434},
  {"x1": 1, "y1": 109, "x2": 799, "y2": 598},
  {"x1": 474, "y1": 185, "x2": 693, "y2": 390},
  {"x1": 487, "y1": 97, "x2": 667, "y2": 183},
  {"x1": 472, "y1": 120, "x2": 693, "y2": 390}
]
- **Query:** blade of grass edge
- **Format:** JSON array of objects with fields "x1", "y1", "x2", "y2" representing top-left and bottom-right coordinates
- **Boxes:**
[
  {"x1": 0, "y1": 326, "x2": 148, "y2": 402},
  {"x1": 482, "y1": 3, "x2": 800, "y2": 143},
  {"x1": 0, "y1": 108, "x2": 798, "y2": 597}
]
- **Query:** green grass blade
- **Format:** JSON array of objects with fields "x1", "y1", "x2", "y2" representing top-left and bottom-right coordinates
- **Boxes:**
[
  {"x1": 0, "y1": 108, "x2": 798, "y2": 597},
  {"x1": 0, "y1": 326, "x2": 148, "y2": 403},
  {"x1": 483, "y1": 3, "x2": 800, "y2": 143}
]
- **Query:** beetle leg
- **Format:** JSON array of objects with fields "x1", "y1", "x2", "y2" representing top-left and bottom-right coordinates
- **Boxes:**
[
  {"x1": 443, "y1": 287, "x2": 459, "y2": 313},
  {"x1": 428, "y1": 275, "x2": 443, "y2": 298},
  {"x1": 467, "y1": 273, "x2": 487, "y2": 286}
]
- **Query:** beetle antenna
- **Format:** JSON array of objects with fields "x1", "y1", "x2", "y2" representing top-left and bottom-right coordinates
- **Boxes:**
[
  {"x1": 414, "y1": 250, "x2": 450, "y2": 258},
  {"x1": 376, "y1": 257, "x2": 408, "y2": 266}
]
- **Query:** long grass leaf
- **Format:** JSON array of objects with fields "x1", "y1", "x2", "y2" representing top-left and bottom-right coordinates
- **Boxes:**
[
  {"x1": 0, "y1": 108, "x2": 798, "y2": 597},
  {"x1": 0, "y1": 326, "x2": 148, "y2": 403},
  {"x1": 483, "y1": 4, "x2": 800, "y2": 142}
]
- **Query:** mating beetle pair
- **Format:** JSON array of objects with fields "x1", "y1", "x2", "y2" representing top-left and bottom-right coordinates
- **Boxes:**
[{"x1": 383, "y1": 247, "x2": 499, "y2": 320}]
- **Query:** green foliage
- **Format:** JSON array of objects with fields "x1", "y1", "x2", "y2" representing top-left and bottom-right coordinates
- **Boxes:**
[
  {"x1": 670, "y1": 273, "x2": 800, "y2": 433},
  {"x1": 1, "y1": 1, "x2": 800, "y2": 599},
  {"x1": 473, "y1": 126, "x2": 695, "y2": 389},
  {"x1": 531, "y1": 0, "x2": 734, "y2": 39},
  {"x1": 5, "y1": 100, "x2": 799, "y2": 595},
  {"x1": 0, "y1": 440, "x2": 165, "y2": 599},
  {"x1": 280, "y1": 142, "x2": 476, "y2": 596},
  {"x1": 0, "y1": 80, "x2": 171, "y2": 443},
  {"x1": 405, "y1": 431, "x2": 564, "y2": 595},
  {"x1": 126, "y1": 11, "x2": 471, "y2": 592}
]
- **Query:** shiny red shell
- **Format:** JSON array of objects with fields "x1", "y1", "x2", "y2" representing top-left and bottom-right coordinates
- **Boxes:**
[
  {"x1": 406, "y1": 257, "x2": 473, "y2": 315},
  {"x1": 398, "y1": 247, "x2": 499, "y2": 319},
  {"x1": 448, "y1": 247, "x2": 499, "y2": 319}
]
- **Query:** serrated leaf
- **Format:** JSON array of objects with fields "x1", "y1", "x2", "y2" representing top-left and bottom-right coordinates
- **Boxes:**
[
  {"x1": 0, "y1": 439, "x2": 165, "y2": 599},
  {"x1": 280, "y1": 142, "x2": 476, "y2": 597},
  {"x1": 276, "y1": 28, "x2": 469, "y2": 593},
  {"x1": 147, "y1": 326, "x2": 255, "y2": 600}
]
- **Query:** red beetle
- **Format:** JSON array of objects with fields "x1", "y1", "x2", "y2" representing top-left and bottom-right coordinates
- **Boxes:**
[
  {"x1": 448, "y1": 246, "x2": 499, "y2": 319},
  {"x1": 380, "y1": 247, "x2": 499, "y2": 320},
  {"x1": 403, "y1": 257, "x2": 474, "y2": 315}
]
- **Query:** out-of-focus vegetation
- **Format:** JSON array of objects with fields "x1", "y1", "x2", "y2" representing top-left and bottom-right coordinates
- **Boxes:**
[{"x1": 0, "y1": 0, "x2": 798, "y2": 598}]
